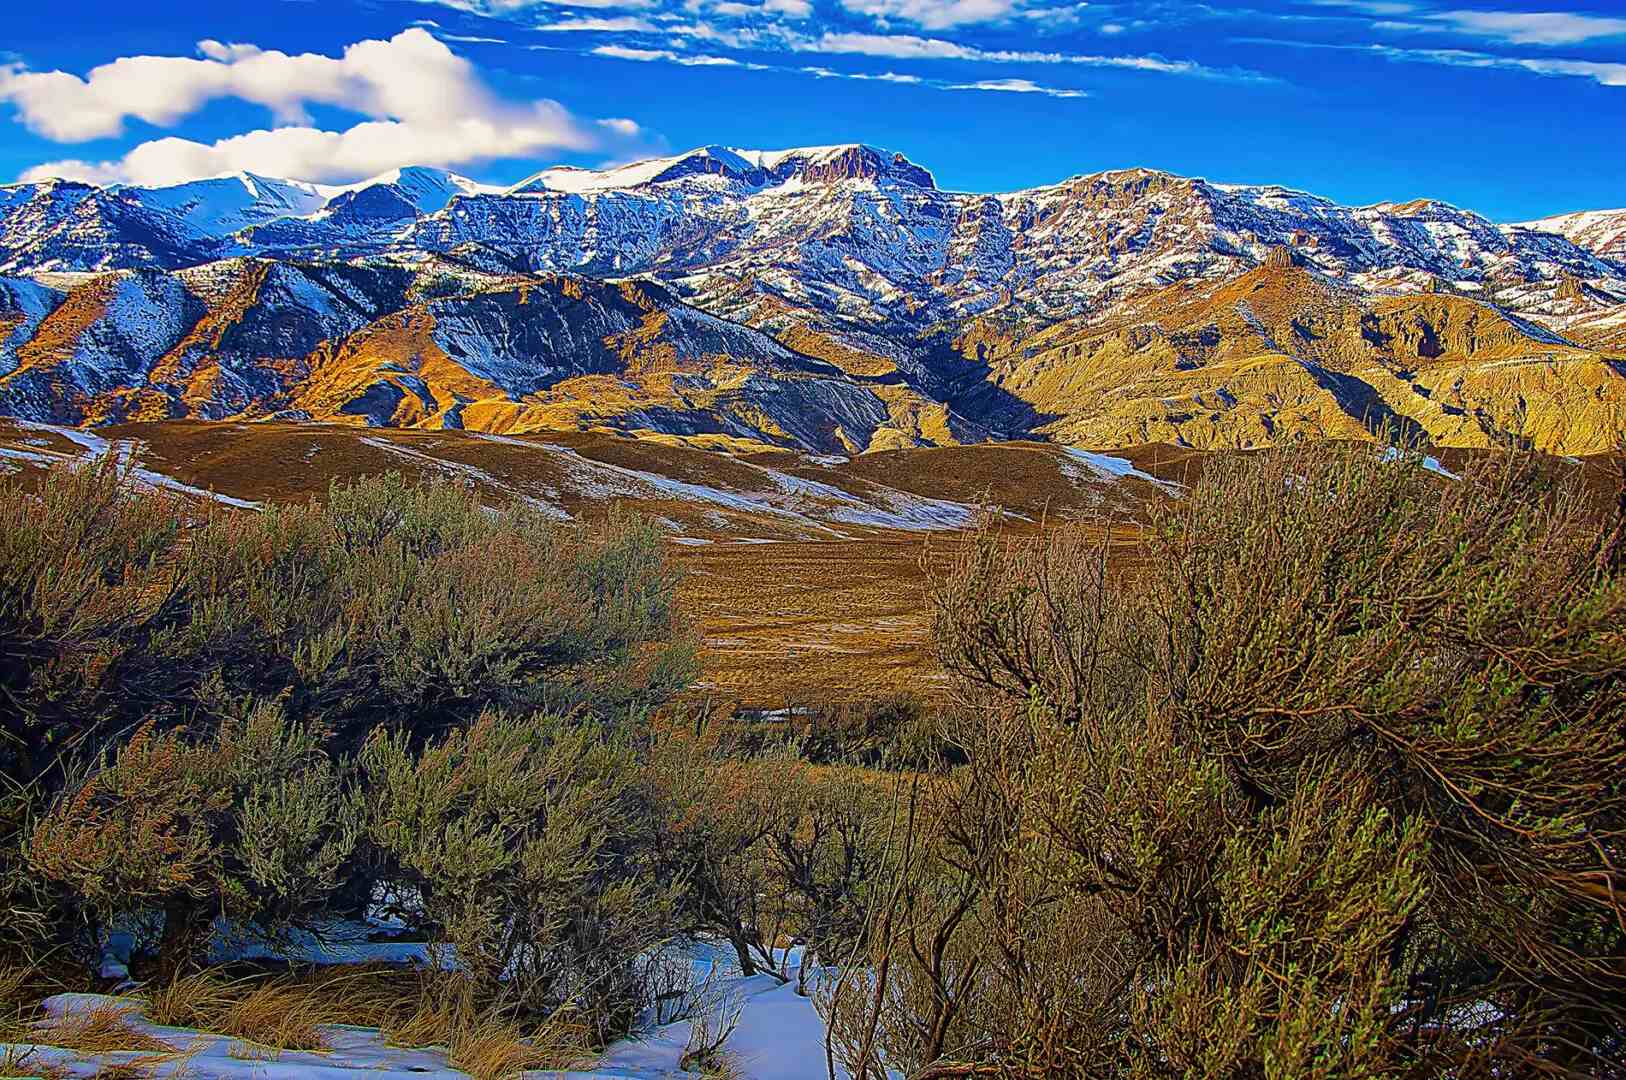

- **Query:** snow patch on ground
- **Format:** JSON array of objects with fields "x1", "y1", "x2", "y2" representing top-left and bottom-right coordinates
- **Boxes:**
[
  {"x1": 1061, "y1": 447, "x2": 1184, "y2": 492},
  {"x1": 473, "y1": 433, "x2": 983, "y2": 534},
  {"x1": 7, "y1": 943, "x2": 841, "y2": 1080},
  {"x1": 9, "y1": 422, "x2": 263, "y2": 508},
  {"x1": 1379, "y1": 445, "x2": 1460, "y2": 480},
  {"x1": 359, "y1": 436, "x2": 572, "y2": 519}
]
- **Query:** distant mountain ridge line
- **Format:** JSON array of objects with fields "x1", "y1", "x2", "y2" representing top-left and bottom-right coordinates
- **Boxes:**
[
  {"x1": 6, "y1": 145, "x2": 1622, "y2": 223},
  {"x1": 1, "y1": 142, "x2": 1624, "y2": 456}
]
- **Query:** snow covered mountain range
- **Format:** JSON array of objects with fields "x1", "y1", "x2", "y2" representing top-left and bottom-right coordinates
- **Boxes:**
[{"x1": 2, "y1": 144, "x2": 1624, "y2": 453}]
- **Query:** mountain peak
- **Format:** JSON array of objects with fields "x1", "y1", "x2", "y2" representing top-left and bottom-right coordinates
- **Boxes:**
[
  {"x1": 745, "y1": 144, "x2": 935, "y2": 189},
  {"x1": 506, "y1": 143, "x2": 934, "y2": 196}
]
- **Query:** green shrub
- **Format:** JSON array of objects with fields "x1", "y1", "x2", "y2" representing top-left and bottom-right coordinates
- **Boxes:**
[
  {"x1": 0, "y1": 458, "x2": 188, "y2": 795},
  {"x1": 3, "y1": 462, "x2": 695, "y2": 978},
  {"x1": 28, "y1": 695, "x2": 359, "y2": 978},
  {"x1": 361, "y1": 709, "x2": 667, "y2": 1042},
  {"x1": 165, "y1": 474, "x2": 695, "y2": 745},
  {"x1": 826, "y1": 443, "x2": 1626, "y2": 1078},
  {"x1": 2, "y1": 465, "x2": 694, "y2": 773}
]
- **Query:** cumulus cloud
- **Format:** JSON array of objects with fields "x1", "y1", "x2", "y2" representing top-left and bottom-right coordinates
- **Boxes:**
[
  {"x1": 2, "y1": 29, "x2": 506, "y2": 142},
  {"x1": 23, "y1": 111, "x2": 598, "y2": 186},
  {"x1": 6, "y1": 28, "x2": 629, "y2": 185}
]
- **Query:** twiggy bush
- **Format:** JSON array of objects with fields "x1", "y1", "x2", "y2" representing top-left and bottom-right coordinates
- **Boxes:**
[
  {"x1": 170, "y1": 475, "x2": 694, "y2": 745},
  {"x1": 826, "y1": 443, "x2": 1626, "y2": 1078},
  {"x1": 0, "y1": 457, "x2": 186, "y2": 793},
  {"x1": 361, "y1": 709, "x2": 667, "y2": 1042},
  {"x1": 648, "y1": 729, "x2": 897, "y2": 980}
]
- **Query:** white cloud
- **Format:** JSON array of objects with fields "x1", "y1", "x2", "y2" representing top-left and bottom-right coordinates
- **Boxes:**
[
  {"x1": 805, "y1": 31, "x2": 1047, "y2": 60},
  {"x1": 1427, "y1": 9, "x2": 1626, "y2": 45},
  {"x1": 591, "y1": 44, "x2": 747, "y2": 65},
  {"x1": 23, "y1": 111, "x2": 597, "y2": 186},
  {"x1": 1362, "y1": 42, "x2": 1626, "y2": 85},
  {"x1": 538, "y1": 16, "x2": 661, "y2": 30},
  {"x1": 805, "y1": 66, "x2": 926, "y2": 82},
  {"x1": 1, "y1": 28, "x2": 543, "y2": 142},
  {"x1": 425, "y1": 0, "x2": 655, "y2": 11},
  {"x1": 1267, "y1": 36, "x2": 1626, "y2": 88},
  {"x1": 838, "y1": 0, "x2": 1024, "y2": 30},
  {"x1": 799, "y1": 31, "x2": 1227, "y2": 76},
  {"x1": 597, "y1": 116, "x2": 644, "y2": 135},
  {"x1": 952, "y1": 76, "x2": 1086, "y2": 96},
  {"x1": 9, "y1": 29, "x2": 637, "y2": 185},
  {"x1": 1516, "y1": 56, "x2": 1626, "y2": 83}
]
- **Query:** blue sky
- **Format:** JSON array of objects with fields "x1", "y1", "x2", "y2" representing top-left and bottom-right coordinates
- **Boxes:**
[{"x1": 0, "y1": 0, "x2": 1622, "y2": 220}]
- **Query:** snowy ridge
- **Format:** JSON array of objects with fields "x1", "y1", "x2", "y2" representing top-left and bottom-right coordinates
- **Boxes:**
[
  {"x1": 12, "y1": 144, "x2": 1612, "y2": 333},
  {"x1": 1519, "y1": 208, "x2": 1626, "y2": 260},
  {"x1": 3, "y1": 144, "x2": 1625, "y2": 452}
]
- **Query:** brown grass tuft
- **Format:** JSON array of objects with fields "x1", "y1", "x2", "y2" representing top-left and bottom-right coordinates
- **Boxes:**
[
  {"x1": 0, "y1": 1044, "x2": 73, "y2": 1080},
  {"x1": 444, "y1": 1015, "x2": 594, "y2": 1080},
  {"x1": 142, "y1": 969, "x2": 336, "y2": 1052},
  {"x1": 34, "y1": 1002, "x2": 172, "y2": 1055},
  {"x1": 134, "y1": 966, "x2": 598, "y2": 1075}
]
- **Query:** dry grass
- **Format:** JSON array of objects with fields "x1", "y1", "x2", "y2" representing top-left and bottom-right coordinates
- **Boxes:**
[
  {"x1": 0, "y1": 1045, "x2": 73, "y2": 1080},
  {"x1": 0, "y1": 969, "x2": 32, "y2": 1049},
  {"x1": 689, "y1": 1053, "x2": 748, "y2": 1080},
  {"x1": 367, "y1": 971, "x2": 596, "y2": 1077},
  {"x1": 33, "y1": 1002, "x2": 173, "y2": 1055},
  {"x1": 141, "y1": 965, "x2": 432, "y2": 1053},
  {"x1": 137, "y1": 966, "x2": 596, "y2": 1076},
  {"x1": 87, "y1": 1061, "x2": 183, "y2": 1080},
  {"x1": 445, "y1": 1016, "x2": 593, "y2": 1080}
]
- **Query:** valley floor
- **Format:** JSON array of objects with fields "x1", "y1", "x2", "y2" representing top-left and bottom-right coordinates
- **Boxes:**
[{"x1": 0, "y1": 418, "x2": 1190, "y2": 705}]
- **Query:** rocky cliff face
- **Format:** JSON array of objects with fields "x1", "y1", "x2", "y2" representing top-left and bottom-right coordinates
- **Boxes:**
[{"x1": 1, "y1": 145, "x2": 1623, "y2": 453}]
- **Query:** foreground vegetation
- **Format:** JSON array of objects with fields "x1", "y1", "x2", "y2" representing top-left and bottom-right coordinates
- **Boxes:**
[
  {"x1": 2, "y1": 440, "x2": 1624, "y2": 1078},
  {"x1": 824, "y1": 442, "x2": 1626, "y2": 1078}
]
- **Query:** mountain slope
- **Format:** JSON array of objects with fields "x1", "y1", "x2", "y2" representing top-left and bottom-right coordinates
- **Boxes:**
[
  {"x1": 973, "y1": 262, "x2": 1626, "y2": 452},
  {"x1": 2, "y1": 145, "x2": 1624, "y2": 453},
  {"x1": 0, "y1": 257, "x2": 964, "y2": 453}
]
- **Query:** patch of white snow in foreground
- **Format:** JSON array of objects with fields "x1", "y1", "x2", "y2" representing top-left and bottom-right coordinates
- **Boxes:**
[
  {"x1": 10, "y1": 943, "x2": 843, "y2": 1080},
  {"x1": 580, "y1": 944, "x2": 840, "y2": 1080}
]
